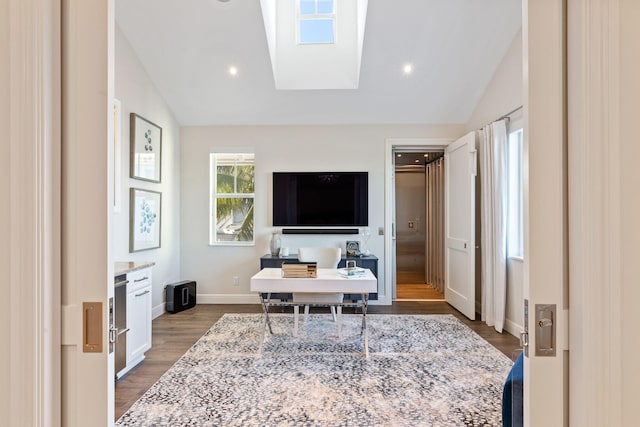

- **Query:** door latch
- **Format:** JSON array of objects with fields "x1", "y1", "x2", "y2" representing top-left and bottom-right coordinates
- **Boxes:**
[{"x1": 535, "y1": 304, "x2": 556, "y2": 356}]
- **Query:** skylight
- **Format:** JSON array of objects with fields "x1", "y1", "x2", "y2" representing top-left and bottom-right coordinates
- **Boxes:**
[
  {"x1": 298, "y1": 0, "x2": 335, "y2": 44},
  {"x1": 260, "y1": 0, "x2": 369, "y2": 90}
]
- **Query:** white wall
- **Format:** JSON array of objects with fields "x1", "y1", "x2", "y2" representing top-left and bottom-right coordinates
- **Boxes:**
[
  {"x1": 466, "y1": 29, "x2": 524, "y2": 336},
  {"x1": 180, "y1": 124, "x2": 463, "y2": 303},
  {"x1": 114, "y1": 25, "x2": 182, "y2": 317},
  {"x1": 466, "y1": 29, "x2": 523, "y2": 132}
]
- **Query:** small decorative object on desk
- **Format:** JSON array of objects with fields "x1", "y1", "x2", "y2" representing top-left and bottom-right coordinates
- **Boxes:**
[
  {"x1": 337, "y1": 266, "x2": 367, "y2": 278},
  {"x1": 282, "y1": 262, "x2": 317, "y2": 278},
  {"x1": 269, "y1": 232, "x2": 281, "y2": 256},
  {"x1": 346, "y1": 240, "x2": 360, "y2": 257}
]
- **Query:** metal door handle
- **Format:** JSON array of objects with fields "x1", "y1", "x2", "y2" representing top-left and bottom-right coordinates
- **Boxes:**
[{"x1": 135, "y1": 289, "x2": 150, "y2": 297}]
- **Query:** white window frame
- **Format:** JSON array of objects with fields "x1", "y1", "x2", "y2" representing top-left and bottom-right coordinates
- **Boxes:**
[
  {"x1": 297, "y1": 0, "x2": 336, "y2": 45},
  {"x1": 209, "y1": 152, "x2": 255, "y2": 246},
  {"x1": 507, "y1": 120, "x2": 524, "y2": 259}
]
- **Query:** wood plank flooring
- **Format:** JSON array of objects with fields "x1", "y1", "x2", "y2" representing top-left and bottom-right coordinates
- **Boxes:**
[
  {"x1": 396, "y1": 283, "x2": 444, "y2": 299},
  {"x1": 115, "y1": 303, "x2": 522, "y2": 421}
]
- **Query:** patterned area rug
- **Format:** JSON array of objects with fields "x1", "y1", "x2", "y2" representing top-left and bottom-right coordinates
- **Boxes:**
[{"x1": 116, "y1": 313, "x2": 513, "y2": 426}]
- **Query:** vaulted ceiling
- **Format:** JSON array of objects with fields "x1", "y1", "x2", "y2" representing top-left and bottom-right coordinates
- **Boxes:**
[{"x1": 115, "y1": 0, "x2": 521, "y2": 126}]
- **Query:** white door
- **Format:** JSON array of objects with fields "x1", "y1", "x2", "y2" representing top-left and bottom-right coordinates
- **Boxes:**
[
  {"x1": 523, "y1": 1, "x2": 568, "y2": 425},
  {"x1": 444, "y1": 132, "x2": 477, "y2": 320},
  {"x1": 61, "y1": 0, "x2": 115, "y2": 425}
]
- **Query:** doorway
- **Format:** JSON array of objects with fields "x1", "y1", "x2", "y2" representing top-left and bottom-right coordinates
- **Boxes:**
[{"x1": 393, "y1": 149, "x2": 445, "y2": 301}]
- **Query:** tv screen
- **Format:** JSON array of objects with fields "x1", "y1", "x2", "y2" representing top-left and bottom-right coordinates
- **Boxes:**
[{"x1": 273, "y1": 172, "x2": 368, "y2": 227}]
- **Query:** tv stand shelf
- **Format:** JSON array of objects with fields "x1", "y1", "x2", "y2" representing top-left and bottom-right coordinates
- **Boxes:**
[{"x1": 260, "y1": 254, "x2": 378, "y2": 300}]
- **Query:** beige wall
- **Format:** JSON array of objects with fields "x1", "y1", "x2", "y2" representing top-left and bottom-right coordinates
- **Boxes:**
[
  {"x1": 466, "y1": 29, "x2": 523, "y2": 133},
  {"x1": 115, "y1": 25, "x2": 182, "y2": 316},
  {"x1": 180, "y1": 124, "x2": 464, "y2": 303}
]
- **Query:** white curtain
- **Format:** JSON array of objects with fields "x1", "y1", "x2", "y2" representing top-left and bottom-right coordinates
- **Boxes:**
[
  {"x1": 479, "y1": 120, "x2": 508, "y2": 333},
  {"x1": 425, "y1": 158, "x2": 444, "y2": 293}
]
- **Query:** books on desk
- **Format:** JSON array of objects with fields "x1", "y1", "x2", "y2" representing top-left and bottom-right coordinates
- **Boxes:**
[
  {"x1": 281, "y1": 262, "x2": 317, "y2": 278},
  {"x1": 337, "y1": 267, "x2": 367, "y2": 278}
]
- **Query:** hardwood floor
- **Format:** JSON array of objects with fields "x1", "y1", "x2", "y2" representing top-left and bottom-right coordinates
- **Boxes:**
[
  {"x1": 396, "y1": 283, "x2": 444, "y2": 299},
  {"x1": 115, "y1": 303, "x2": 522, "y2": 421},
  {"x1": 396, "y1": 269, "x2": 445, "y2": 300}
]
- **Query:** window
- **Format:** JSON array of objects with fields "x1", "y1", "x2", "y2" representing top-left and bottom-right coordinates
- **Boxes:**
[
  {"x1": 210, "y1": 153, "x2": 255, "y2": 245},
  {"x1": 507, "y1": 127, "x2": 524, "y2": 258},
  {"x1": 298, "y1": 0, "x2": 335, "y2": 44}
]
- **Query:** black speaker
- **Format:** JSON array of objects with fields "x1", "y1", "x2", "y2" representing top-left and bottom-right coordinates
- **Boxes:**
[{"x1": 166, "y1": 280, "x2": 196, "y2": 313}]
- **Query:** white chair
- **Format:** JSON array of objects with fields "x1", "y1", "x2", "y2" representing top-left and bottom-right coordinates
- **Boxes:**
[{"x1": 292, "y1": 247, "x2": 343, "y2": 337}]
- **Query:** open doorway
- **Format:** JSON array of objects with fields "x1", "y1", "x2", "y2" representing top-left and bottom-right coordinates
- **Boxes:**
[{"x1": 393, "y1": 149, "x2": 445, "y2": 301}]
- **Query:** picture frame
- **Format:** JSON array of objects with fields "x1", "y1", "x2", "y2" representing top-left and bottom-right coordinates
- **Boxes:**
[
  {"x1": 346, "y1": 240, "x2": 360, "y2": 257},
  {"x1": 130, "y1": 113, "x2": 162, "y2": 182},
  {"x1": 130, "y1": 188, "x2": 162, "y2": 252}
]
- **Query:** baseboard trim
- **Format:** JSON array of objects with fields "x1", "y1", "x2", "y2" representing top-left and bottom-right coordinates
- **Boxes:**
[
  {"x1": 195, "y1": 293, "x2": 391, "y2": 305},
  {"x1": 197, "y1": 293, "x2": 262, "y2": 304},
  {"x1": 503, "y1": 318, "x2": 523, "y2": 339},
  {"x1": 152, "y1": 303, "x2": 166, "y2": 320}
]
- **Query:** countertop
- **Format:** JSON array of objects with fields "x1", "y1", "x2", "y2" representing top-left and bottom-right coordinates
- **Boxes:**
[{"x1": 115, "y1": 261, "x2": 156, "y2": 276}]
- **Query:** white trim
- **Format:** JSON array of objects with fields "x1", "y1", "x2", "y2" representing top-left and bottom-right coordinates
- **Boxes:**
[
  {"x1": 197, "y1": 294, "x2": 262, "y2": 305},
  {"x1": 503, "y1": 318, "x2": 523, "y2": 339},
  {"x1": 4, "y1": 0, "x2": 60, "y2": 425},
  {"x1": 152, "y1": 303, "x2": 166, "y2": 320},
  {"x1": 567, "y1": 0, "x2": 626, "y2": 424},
  {"x1": 523, "y1": 1, "x2": 568, "y2": 424},
  {"x1": 60, "y1": 0, "x2": 115, "y2": 424},
  {"x1": 196, "y1": 294, "x2": 388, "y2": 305},
  {"x1": 384, "y1": 138, "x2": 453, "y2": 306}
]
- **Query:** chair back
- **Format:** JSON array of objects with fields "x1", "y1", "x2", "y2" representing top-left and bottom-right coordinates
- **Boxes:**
[{"x1": 298, "y1": 247, "x2": 341, "y2": 268}]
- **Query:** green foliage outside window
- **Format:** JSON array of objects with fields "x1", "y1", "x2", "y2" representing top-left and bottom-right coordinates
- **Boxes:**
[{"x1": 210, "y1": 154, "x2": 255, "y2": 245}]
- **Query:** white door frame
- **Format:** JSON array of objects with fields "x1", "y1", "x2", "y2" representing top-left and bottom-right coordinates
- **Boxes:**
[
  {"x1": 523, "y1": 1, "x2": 569, "y2": 424},
  {"x1": 566, "y1": 0, "x2": 638, "y2": 424},
  {"x1": 384, "y1": 138, "x2": 452, "y2": 305},
  {"x1": 5, "y1": 0, "x2": 637, "y2": 424},
  {"x1": 1, "y1": 0, "x2": 62, "y2": 424},
  {"x1": 60, "y1": 0, "x2": 116, "y2": 425}
]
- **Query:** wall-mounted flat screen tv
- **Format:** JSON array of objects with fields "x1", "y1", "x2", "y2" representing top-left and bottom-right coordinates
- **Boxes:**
[{"x1": 273, "y1": 172, "x2": 368, "y2": 227}]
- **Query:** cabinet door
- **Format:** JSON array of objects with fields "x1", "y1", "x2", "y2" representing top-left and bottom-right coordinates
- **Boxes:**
[{"x1": 127, "y1": 284, "x2": 152, "y2": 365}]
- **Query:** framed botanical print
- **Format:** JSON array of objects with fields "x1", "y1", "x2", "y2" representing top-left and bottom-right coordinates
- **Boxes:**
[
  {"x1": 129, "y1": 188, "x2": 161, "y2": 252},
  {"x1": 130, "y1": 113, "x2": 162, "y2": 182}
]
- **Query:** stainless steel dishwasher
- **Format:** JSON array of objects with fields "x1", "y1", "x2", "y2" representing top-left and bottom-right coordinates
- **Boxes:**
[{"x1": 114, "y1": 274, "x2": 129, "y2": 378}]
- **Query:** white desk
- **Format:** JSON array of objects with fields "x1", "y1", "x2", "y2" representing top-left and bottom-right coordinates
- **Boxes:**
[{"x1": 250, "y1": 268, "x2": 377, "y2": 357}]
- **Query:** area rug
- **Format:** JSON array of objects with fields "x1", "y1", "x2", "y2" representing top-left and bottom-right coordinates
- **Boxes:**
[{"x1": 116, "y1": 313, "x2": 513, "y2": 426}]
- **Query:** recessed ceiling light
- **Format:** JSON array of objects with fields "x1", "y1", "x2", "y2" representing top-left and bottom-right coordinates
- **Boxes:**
[
  {"x1": 424, "y1": 154, "x2": 429, "y2": 158},
  {"x1": 229, "y1": 66, "x2": 238, "y2": 76},
  {"x1": 403, "y1": 63, "x2": 413, "y2": 75},
  {"x1": 397, "y1": 153, "x2": 402, "y2": 157},
  {"x1": 415, "y1": 159, "x2": 420, "y2": 163}
]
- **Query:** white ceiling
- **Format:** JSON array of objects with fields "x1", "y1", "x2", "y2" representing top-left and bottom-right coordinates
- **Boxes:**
[{"x1": 115, "y1": 0, "x2": 522, "y2": 126}]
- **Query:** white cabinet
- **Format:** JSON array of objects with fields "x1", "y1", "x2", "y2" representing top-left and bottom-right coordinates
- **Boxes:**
[{"x1": 125, "y1": 268, "x2": 152, "y2": 370}]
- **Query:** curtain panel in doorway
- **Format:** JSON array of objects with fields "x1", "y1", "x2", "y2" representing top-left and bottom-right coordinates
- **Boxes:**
[
  {"x1": 425, "y1": 158, "x2": 445, "y2": 294},
  {"x1": 479, "y1": 120, "x2": 508, "y2": 333}
]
